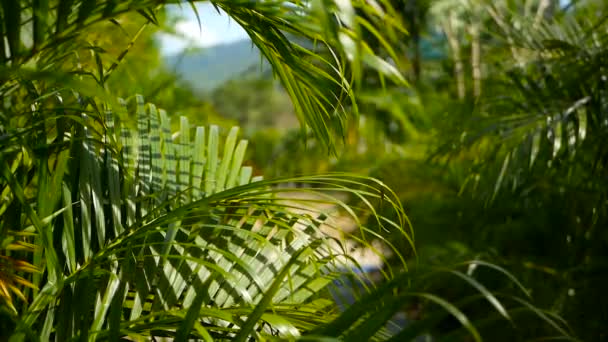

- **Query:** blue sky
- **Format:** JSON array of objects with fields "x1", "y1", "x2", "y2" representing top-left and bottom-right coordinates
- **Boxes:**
[{"x1": 158, "y1": 3, "x2": 248, "y2": 55}]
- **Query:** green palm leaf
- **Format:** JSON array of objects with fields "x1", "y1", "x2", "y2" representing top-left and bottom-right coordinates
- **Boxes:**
[
  {"x1": 0, "y1": 0, "x2": 407, "y2": 150},
  {"x1": 3, "y1": 94, "x2": 410, "y2": 340}
]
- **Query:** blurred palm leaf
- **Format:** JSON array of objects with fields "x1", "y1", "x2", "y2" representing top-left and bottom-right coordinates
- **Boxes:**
[
  {"x1": 440, "y1": 6, "x2": 608, "y2": 201},
  {"x1": 307, "y1": 260, "x2": 575, "y2": 341}
]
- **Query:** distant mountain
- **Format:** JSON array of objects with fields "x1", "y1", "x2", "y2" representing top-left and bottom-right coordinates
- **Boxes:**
[
  {"x1": 164, "y1": 39, "x2": 268, "y2": 92},
  {"x1": 165, "y1": 35, "x2": 447, "y2": 93}
]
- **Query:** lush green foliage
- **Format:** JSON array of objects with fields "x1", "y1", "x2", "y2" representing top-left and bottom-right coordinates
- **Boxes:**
[{"x1": 0, "y1": 0, "x2": 583, "y2": 341}]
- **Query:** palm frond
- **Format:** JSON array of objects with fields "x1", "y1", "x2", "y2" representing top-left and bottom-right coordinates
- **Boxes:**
[
  {"x1": 0, "y1": 0, "x2": 407, "y2": 151},
  {"x1": 213, "y1": 0, "x2": 407, "y2": 149},
  {"x1": 3, "y1": 94, "x2": 411, "y2": 340}
]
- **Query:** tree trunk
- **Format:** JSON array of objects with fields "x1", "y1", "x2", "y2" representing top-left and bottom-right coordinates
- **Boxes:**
[
  {"x1": 487, "y1": 5, "x2": 524, "y2": 66},
  {"x1": 534, "y1": 0, "x2": 551, "y2": 28},
  {"x1": 444, "y1": 14, "x2": 465, "y2": 99},
  {"x1": 470, "y1": 23, "x2": 481, "y2": 98}
]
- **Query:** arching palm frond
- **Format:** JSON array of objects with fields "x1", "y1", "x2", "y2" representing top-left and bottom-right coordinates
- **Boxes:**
[
  {"x1": 2, "y1": 94, "x2": 412, "y2": 340},
  {"x1": 0, "y1": 0, "x2": 408, "y2": 150}
]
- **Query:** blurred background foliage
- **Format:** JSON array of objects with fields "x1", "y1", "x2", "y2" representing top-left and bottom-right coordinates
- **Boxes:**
[{"x1": 1, "y1": 0, "x2": 606, "y2": 340}]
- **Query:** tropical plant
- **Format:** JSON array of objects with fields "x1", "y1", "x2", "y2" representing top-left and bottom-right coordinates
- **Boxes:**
[{"x1": 0, "y1": 91, "x2": 411, "y2": 339}]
